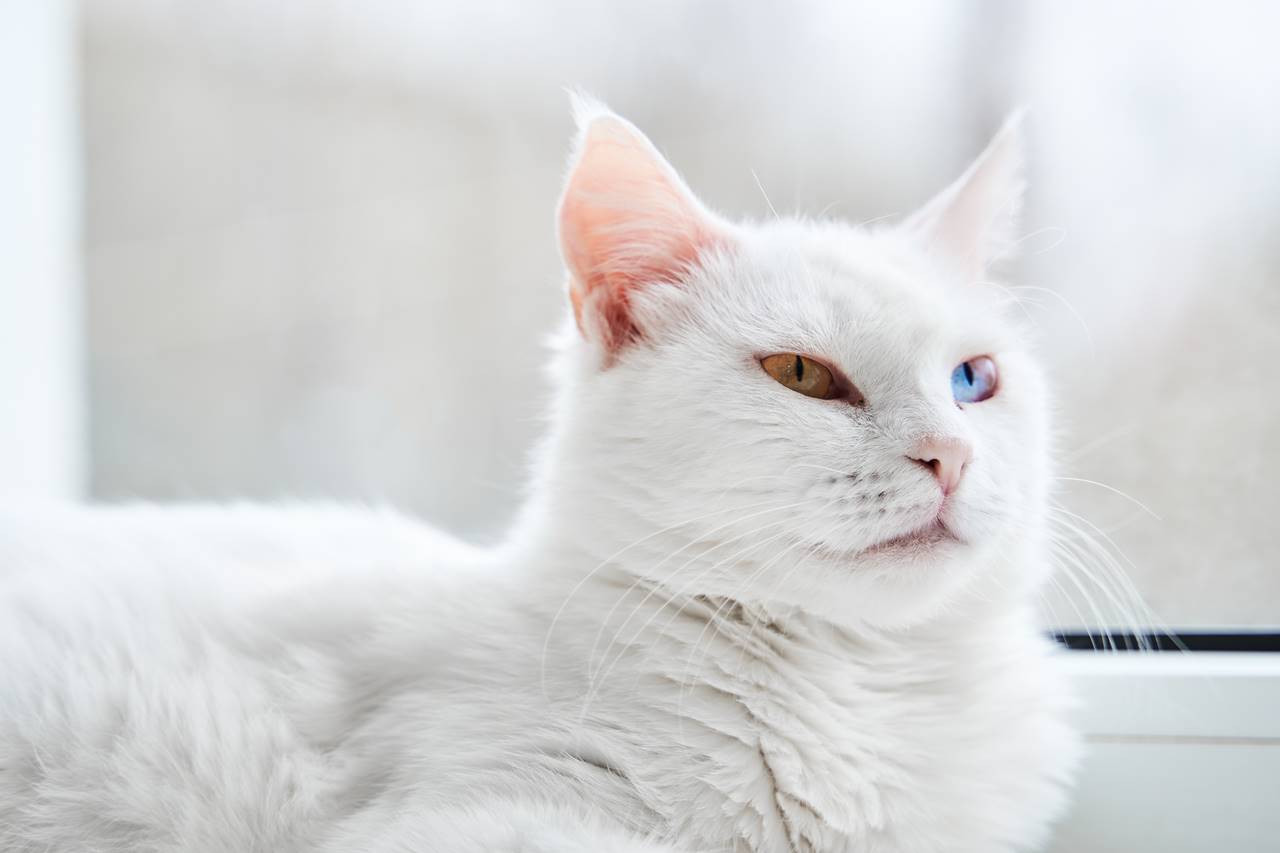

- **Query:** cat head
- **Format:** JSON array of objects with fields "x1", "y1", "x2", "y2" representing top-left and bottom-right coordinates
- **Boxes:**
[{"x1": 548, "y1": 98, "x2": 1048, "y2": 629}]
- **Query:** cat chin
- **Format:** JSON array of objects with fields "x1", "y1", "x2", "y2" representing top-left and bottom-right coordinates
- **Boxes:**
[{"x1": 731, "y1": 535, "x2": 987, "y2": 629}]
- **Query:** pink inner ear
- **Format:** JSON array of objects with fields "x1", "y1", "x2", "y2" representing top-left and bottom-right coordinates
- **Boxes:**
[{"x1": 558, "y1": 116, "x2": 719, "y2": 355}]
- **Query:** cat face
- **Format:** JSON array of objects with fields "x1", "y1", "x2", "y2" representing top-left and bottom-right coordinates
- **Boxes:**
[{"x1": 554, "y1": 100, "x2": 1048, "y2": 628}]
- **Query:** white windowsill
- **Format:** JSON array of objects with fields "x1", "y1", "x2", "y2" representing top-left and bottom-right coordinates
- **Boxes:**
[{"x1": 1050, "y1": 651, "x2": 1280, "y2": 852}]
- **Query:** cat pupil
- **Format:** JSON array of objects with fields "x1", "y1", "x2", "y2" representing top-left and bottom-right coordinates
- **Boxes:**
[
  {"x1": 794, "y1": 355, "x2": 804, "y2": 382},
  {"x1": 963, "y1": 362, "x2": 974, "y2": 385}
]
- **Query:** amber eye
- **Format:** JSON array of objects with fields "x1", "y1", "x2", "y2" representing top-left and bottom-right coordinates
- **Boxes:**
[{"x1": 760, "y1": 353, "x2": 840, "y2": 400}]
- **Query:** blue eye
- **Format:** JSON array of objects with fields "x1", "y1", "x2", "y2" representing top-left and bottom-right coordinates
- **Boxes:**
[{"x1": 951, "y1": 356, "x2": 998, "y2": 404}]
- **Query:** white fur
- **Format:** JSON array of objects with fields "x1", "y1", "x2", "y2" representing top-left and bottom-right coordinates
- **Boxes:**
[{"x1": 0, "y1": 105, "x2": 1078, "y2": 852}]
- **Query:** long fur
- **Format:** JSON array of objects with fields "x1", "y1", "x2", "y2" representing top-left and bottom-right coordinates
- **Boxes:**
[{"x1": 0, "y1": 106, "x2": 1078, "y2": 852}]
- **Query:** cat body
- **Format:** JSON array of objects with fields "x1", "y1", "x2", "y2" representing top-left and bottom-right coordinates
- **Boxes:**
[
  {"x1": 0, "y1": 102, "x2": 1078, "y2": 852},
  {"x1": 0, "y1": 504, "x2": 1072, "y2": 853}
]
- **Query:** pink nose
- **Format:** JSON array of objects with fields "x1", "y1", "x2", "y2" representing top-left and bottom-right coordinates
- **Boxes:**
[{"x1": 908, "y1": 436, "x2": 972, "y2": 496}]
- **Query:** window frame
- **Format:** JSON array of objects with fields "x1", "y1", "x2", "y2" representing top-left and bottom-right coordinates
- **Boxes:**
[{"x1": 1048, "y1": 636, "x2": 1280, "y2": 851}]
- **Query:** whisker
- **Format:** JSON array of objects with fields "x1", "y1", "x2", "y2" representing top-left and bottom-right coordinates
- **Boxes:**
[
  {"x1": 1006, "y1": 283, "x2": 1096, "y2": 354},
  {"x1": 1062, "y1": 425, "x2": 1142, "y2": 463},
  {"x1": 750, "y1": 168, "x2": 781, "y2": 221},
  {"x1": 1053, "y1": 478, "x2": 1161, "y2": 521},
  {"x1": 669, "y1": 498, "x2": 848, "y2": 719},
  {"x1": 578, "y1": 504, "x2": 819, "y2": 720},
  {"x1": 1048, "y1": 526, "x2": 1155, "y2": 651},
  {"x1": 581, "y1": 497, "x2": 819, "y2": 690},
  {"x1": 539, "y1": 494, "x2": 793, "y2": 700},
  {"x1": 1042, "y1": 573, "x2": 1097, "y2": 650},
  {"x1": 1048, "y1": 509, "x2": 1181, "y2": 651},
  {"x1": 1049, "y1": 544, "x2": 1122, "y2": 653},
  {"x1": 729, "y1": 540, "x2": 817, "y2": 671},
  {"x1": 593, "y1": 519, "x2": 796, "y2": 694}
]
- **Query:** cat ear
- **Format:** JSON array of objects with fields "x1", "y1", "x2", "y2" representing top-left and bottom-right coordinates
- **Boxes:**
[
  {"x1": 902, "y1": 114, "x2": 1026, "y2": 283},
  {"x1": 557, "y1": 98, "x2": 724, "y2": 357}
]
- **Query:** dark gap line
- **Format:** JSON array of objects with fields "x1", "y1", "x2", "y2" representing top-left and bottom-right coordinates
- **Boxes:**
[{"x1": 1052, "y1": 631, "x2": 1280, "y2": 653}]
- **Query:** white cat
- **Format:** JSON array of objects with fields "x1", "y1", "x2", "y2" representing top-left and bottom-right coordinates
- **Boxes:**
[{"x1": 0, "y1": 100, "x2": 1078, "y2": 852}]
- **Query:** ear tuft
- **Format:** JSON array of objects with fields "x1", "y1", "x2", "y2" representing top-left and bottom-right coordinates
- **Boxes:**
[
  {"x1": 903, "y1": 112, "x2": 1027, "y2": 283},
  {"x1": 567, "y1": 88, "x2": 611, "y2": 133},
  {"x1": 556, "y1": 99, "x2": 723, "y2": 358}
]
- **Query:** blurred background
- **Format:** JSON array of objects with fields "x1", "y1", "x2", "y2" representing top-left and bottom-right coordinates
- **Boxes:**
[{"x1": 4, "y1": 0, "x2": 1278, "y2": 629}]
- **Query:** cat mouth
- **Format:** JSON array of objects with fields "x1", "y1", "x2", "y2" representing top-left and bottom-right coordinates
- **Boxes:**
[
  {"x1": 803, "y1": 520, "x2": 963, "y2": 564},
  {"x1": 860, "y1": 520, "x2": 961, "y2": 556}
]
